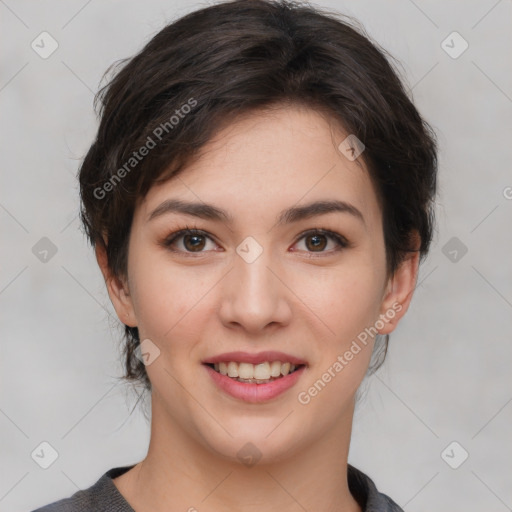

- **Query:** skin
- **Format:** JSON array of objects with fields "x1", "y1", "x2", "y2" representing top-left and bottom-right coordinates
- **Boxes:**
[{"x1": 96, "y1": 104, "x2": 420, "y2": 512}]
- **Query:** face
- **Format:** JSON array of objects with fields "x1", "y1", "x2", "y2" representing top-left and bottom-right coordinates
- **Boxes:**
[{"x1": 100, "y1": 104, "x2": 418, "y2": 464}]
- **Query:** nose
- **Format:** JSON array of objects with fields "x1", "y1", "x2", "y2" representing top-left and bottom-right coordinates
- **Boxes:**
[{"x1": 218, "y1": 245, "x2": 293, "y2": 334}]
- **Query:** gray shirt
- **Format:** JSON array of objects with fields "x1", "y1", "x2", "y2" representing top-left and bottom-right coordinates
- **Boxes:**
[{"x1": 31, "y1": 464, "x2": 404, "y2": 511}]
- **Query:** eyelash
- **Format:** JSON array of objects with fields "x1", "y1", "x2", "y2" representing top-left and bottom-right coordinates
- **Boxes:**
[{"x1": 160, "y1": 224, "x2": 350, "y2": 257}]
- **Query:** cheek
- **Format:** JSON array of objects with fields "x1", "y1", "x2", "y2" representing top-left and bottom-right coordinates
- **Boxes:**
[
  {"x1": 127, "y1": 247, "x2": 215, "y2": 344},
  {"x1": 293, "y1": 259, "x2": 385, "y2": 342},
  {"x1": 293, "y1": 266, "x2": 383, "y2": 407}
]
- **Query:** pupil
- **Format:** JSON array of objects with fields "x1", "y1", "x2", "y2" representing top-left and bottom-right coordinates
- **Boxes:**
[
  {"x1": 185, "y1": 234, "x2": 205, "y2": 251},
  {"x1": 307, "y1": 234, "x2": 326, "y2": 251}
]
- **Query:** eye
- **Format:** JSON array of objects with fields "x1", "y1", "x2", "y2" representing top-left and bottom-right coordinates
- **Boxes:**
[
  {"x1": 161, "y1": 226, "x2": 350, "y2": 256},
  {"x1": 162, "y1": 226, "x2": 218, "y2": 254},
  {"x1": 292, "y1": 228, "x2": 349, "y2": 256}
]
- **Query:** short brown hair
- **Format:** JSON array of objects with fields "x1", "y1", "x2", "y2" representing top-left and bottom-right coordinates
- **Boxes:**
[{"x1": 79, "y1": 0, "x2": 438, "y2": 393}]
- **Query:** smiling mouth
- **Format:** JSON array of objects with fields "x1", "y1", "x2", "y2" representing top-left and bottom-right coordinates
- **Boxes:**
[{"x1": 204, "y1": 361, "x2": 305, "y2": 384}]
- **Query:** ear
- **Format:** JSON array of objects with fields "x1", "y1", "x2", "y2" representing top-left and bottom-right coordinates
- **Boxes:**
[
  {"x1": 95, "y1": 242, "x2": 137, "y2": 327},
  {"x1": 377, "y1": 234, "x2": 421, "y2": 335}
]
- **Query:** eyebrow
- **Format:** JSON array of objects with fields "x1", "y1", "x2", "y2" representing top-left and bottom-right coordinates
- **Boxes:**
[{"x1": 147, "y1": 198, "x2": 365, "y2": 227}]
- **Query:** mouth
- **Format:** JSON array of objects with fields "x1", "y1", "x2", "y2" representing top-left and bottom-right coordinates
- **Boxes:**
[
  {"x1": 203, "y1": 360, "x2": 307, "y2": 403},
  {"x1": 203, "y1": 361, "x2": 306, "y2": 384},
  {"x1": 202, "y1": 351, "x2": 308, "y2": 401}
]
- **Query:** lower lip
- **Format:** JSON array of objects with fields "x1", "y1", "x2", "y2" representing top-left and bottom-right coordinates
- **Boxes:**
[{"x1": 203, "y1": 364, "x2": 306, "y2": 403}]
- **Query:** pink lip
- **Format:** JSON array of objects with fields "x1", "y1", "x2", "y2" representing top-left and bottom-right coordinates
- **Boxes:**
[
  {"x1": 204, "y1": 363, "x2": 306, "y2": 403},
  {"x1": 202, "y1": 351, "x2": 307, "y2": 366}
]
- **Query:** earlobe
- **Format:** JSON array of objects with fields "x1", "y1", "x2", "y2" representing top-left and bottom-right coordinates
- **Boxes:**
[
  {"x1": 377, "y1": 248, "x2": 420, "y2": 335},
  {"x1": 95, "y1": 243, "x2": 137, "y2": 327}
]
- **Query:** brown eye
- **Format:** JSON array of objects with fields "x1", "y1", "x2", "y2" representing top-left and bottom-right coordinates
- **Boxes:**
[
  {"x1": 305, "y1": 233, "x2": 328, "y2": 251},
  {"x1": 163, "y1": 228, "x2": 217, "y2": 254},
  {"x1": 294, "y1": 229, "x2": 349, "y2": 255},
  {"x1": 182, "y1": 233, "x2": 206, "y2": 252}
]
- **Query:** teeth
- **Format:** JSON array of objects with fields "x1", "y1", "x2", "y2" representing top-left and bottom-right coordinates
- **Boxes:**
[
  {"x1": 256, "y1": 362, "x2": 276, "y2": 379},
  {"x1": 227, "y1": 361, "x2": 238, "y2": 378},
  {"x1": 212, "y1": 361, "x2": 300, "y2": 380},
  {"x1": 281, "y1": 362, "x2": 291, "y2": 376},
  {"x1": 219, "y1": 362, "x2": 228, "y2": 376},
  {"x1": 270, "y1": 361, "x2": 282, "y2": 377},
  {"x1": 239, "y1": 362, "x2": 254, "y2": 379}
]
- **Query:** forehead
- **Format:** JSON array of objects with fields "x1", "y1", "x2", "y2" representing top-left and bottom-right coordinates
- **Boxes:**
[{"x1": 138, "y1": 105, "x2": 382, "y2": 230}]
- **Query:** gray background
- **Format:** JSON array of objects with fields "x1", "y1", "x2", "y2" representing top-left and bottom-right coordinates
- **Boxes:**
[{"x1": 1, "y1": 1, "x2": 511, "y2": 511}]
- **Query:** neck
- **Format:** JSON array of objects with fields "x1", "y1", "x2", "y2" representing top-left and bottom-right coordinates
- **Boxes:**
[{"x1": 113, "y1": 393, "x2": 362, "y2": 512}]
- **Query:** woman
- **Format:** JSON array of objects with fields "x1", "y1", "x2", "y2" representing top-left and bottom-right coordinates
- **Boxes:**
[{"x1": 33, "y1": 0, "x2": 437, "y2": 510}]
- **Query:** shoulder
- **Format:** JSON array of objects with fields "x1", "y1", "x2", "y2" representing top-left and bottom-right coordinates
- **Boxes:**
[
  {"x1": 30, "y1": 488, "x2": 96, "y2": 512},
  {"x1": 347, "y1": 464, "x2": 404, "y2": 512},
  {"x1": 30, "y1": 466, "x2": 136, "y2": 512}
]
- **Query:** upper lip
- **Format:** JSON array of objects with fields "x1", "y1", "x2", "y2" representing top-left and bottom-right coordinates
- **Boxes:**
[{"x1": 202, "y1": 351, "x2": 307, "y2": 366}]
